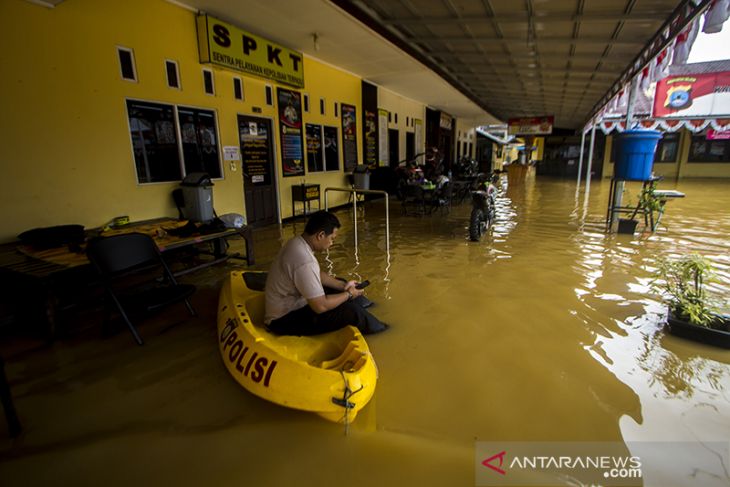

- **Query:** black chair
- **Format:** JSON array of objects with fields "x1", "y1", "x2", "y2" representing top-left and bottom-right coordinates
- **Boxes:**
[
  {"x1": 401, "y1": 185, "x2": 426, "y2": 216},
  {"x1": 429, "y1": 181, "x2": 452, "y2": 215},
  {"x1": 0, "y1": 356, "x2": 21, "y2": 438},
  {"x1": 86, "y1": 233, "x2": 196, "y2": 345}
]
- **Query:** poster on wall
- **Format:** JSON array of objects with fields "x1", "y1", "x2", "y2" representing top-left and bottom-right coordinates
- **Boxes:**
[
  {"x1": 277, "y1": 88, "x2": 305, "y2": 177},
  {"x1": 364, "y1": 110, "x2": 377, "y2": 168},
  {"x1": 378, "y1": 109, "x2": 389, "y2": 166},
  {"x1": 414, "y1": 118, "x2": 423, "y2": 160},
  {"x1": 239, "y1": 119, "x2": 272, "y2": 185},
  {"x1": 341, "y1": 103, "x2": 358, "y2": 172},
  {"x1": 306, "y1": 123, "x2": 323, "y2": 172},
  {"x1": 323, "y1": 126, "x2": 340, "y2": 171}
]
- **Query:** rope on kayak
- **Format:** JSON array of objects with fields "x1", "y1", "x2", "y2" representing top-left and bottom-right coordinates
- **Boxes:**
[{"x1": 336, "y1": 366, "x2": 364, "y2": 436}]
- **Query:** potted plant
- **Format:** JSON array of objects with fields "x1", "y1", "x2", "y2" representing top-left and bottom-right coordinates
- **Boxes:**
[{"x1": 651, "y1": 254, "x2": 730, "y2": 348}]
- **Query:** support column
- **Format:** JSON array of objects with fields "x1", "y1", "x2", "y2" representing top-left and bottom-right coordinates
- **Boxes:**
[
  {"x1": 576, "y1": 130, "x2": 586, "y2": 188},
  {"x1": 609, "y1": 77, "x2": 638, "y2": 231},
  {"x1": 585, "y1": 122, "x2": 596, "y2": 193}
]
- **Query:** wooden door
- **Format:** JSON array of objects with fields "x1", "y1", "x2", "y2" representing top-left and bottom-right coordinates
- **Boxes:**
[{"x1": 238, "y1": 115, "x2": 278, "y2": 227}]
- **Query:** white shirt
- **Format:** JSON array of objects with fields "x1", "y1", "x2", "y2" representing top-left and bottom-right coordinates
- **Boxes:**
[{"x1": 264, "y1": 235, "x2": 325, "y2": 324}]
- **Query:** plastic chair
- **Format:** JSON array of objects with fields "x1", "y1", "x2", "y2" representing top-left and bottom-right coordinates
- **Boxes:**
[{"x1": 86, "y1": 233, "x2": 196, "y2": 345}]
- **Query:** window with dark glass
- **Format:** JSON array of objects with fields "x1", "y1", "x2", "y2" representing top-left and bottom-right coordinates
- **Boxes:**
[
  {"x1": 165, "y1": 60, "x2": 180, "y2": 89},
  {"x1": 265, "y1": 86, "x2": 273, "y2": 106},
  {"x1": 177, "y1": 107, "x2": 222, "y2": 178},
  {"x1": 233, "y1": 78, "x2": 243, "y2": 100},
  {"x1": 118, "y1": 47, "x2": 137, "y2": 81},
  {"x1": 689, "y1": 133, "x2": 730, "y2": 162},
  {"x1": 126, "y1": 100, "x2": 181, "y2": 183},
  {"x1": 654, "y1": 133, "x2": 679, "y2": 162},
  {"x1": 334, "y1": 102, "x2": 338, "y2": 117},
  {"x1": 320, "y1": 98, "x2": 325, "y2": 115},
  {"x1": 126, "y1": 100, "x2": 222, "y2": 184},
  {"x1": 203, "y1": 69, "x2": 214, "y2": 95},
  {"x1": 304, "y1": 94, "x2": 309, "y2": 112}
]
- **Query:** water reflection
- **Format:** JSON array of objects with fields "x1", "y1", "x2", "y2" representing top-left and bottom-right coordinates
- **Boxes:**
[{"x1": 323, "y1": 177, "x2": 729, "y2": 484}]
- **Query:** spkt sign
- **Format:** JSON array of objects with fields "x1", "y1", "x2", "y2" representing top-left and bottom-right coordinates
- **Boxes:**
[{"x1": 197, "y1": 14, "x2": 304, "y2": 88}]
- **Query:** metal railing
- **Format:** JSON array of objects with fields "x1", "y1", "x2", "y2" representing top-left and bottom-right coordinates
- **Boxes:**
[{"x1": 324, "y1": 187, "x2": 390, "y2": 254}]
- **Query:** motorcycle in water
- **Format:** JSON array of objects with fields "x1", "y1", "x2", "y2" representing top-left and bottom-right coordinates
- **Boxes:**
[{"x1": 468, "y1": 172, "x2": 500, "y2": 242}]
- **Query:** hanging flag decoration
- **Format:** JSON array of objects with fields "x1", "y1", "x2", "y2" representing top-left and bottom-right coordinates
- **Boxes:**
[
  {"x1": 672, "y1": 19, "x2": 699, "y2": 65},
  {"x1": 702, "y1": 0, "x2": 730, "y2": 34}
]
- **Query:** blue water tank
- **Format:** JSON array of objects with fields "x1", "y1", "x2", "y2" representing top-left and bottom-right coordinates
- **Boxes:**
[{"x1": 614, "y1": 130, "x2": 662, "y2": 181}]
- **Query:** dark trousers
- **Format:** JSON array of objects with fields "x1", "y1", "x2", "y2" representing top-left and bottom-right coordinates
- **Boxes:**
[{"x1": 267, "y1": 287, "x2": 387, "y2": 336}]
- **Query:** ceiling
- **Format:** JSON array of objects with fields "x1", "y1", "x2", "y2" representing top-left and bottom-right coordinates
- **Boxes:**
[{"x1": 172, "y1": 0, "x2": 687, "y2": 130}]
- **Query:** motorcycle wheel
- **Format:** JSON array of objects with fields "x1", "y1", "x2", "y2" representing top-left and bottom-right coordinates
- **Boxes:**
[{"x1": 469, "y1": 207, "x2": 485, "y2": 241}]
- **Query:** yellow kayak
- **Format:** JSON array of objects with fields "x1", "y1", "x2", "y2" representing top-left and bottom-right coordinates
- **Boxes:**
[{"x1": 217, "y1": 271, "x2": 378, "y2": 423}]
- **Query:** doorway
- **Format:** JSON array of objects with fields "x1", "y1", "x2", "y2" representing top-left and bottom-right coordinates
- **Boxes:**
[
  {"x1": 388, "y1": 128, "x2": 400, "y2": 168},
  {"x1": 238, "y1": 115, "x2": 278, "y2": 227},
  {"x1": 405, "y1": 132, "x2": 415, "y2": 162}
]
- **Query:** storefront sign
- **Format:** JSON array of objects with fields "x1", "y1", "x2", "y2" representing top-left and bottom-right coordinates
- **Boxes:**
[
  {"x1": 341, "y1": 103, "x2": 358, "y2": 172},
  {"x1": 277, "y1": 88, "x2": 304, "y2": 177},
  {"x1": 653, "y1": 71, "x2": 730, "y2": 118},
  {"x1": 508, "y1": 116, "x2": 554, "y2": 135},
  {"x1": 197, "y1": 14, "x2": 304, "y2": 88}
]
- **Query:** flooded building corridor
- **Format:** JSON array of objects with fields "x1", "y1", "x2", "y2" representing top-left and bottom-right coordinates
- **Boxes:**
[{"x1": 1, "y1": 176, "x2": 728, "y2": 486}]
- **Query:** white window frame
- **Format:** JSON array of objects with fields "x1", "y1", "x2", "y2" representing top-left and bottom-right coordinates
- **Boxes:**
[
  {"x1": 125, "y1": 97, "x2": 224, "y2": 185},
  {"x1": 116, "y1": 46, "x2": 138, "y2": 82}
]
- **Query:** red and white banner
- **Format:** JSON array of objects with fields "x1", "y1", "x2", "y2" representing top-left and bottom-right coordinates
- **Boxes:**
[
  {"x1": 707, "y1": 128, "x2": 730, "y2": 139},
  {"x1": 507, "y1": 115, "x2": 554, "y2": 135},
  {"x1": 653, "y1": 71, "x2": 730, "y2": 118}
]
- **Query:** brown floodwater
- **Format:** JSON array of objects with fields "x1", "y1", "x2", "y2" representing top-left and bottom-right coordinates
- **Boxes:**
[{"x1": 1, "y1": 174, "x2": 729, "y2": 486}]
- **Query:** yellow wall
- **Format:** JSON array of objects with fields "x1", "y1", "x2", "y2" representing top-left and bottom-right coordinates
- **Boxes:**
[
  {"x1": 289, "y1": 56, "x2": 361, "y2": 213},
  {"x1": 377, "y1": 88, "x2": 426, "y2": 163},
  {"x1": 534, "y1": 137, "x2": 544, "y2": 161},
  {"x1": 0, "y1": 0, "x2": 356, "y2": 241}
]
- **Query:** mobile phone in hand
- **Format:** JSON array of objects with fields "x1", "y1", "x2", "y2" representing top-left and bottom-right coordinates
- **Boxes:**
[{"x1": 355, "y1": 280, "x2": 370, "y2": 290}]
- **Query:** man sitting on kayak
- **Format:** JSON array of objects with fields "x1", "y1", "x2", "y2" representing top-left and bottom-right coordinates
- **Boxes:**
[{"x1": 264, "y1": 210, "x2": 389, "y2": 336}]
